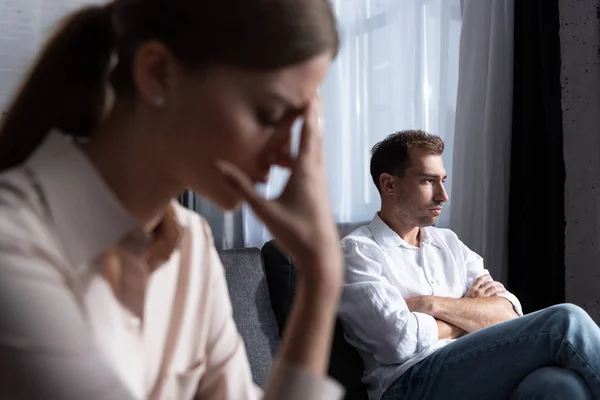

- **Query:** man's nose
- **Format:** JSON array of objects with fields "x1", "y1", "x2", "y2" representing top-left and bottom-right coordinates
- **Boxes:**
[{"x1": 434, "y1": 183, "x2": 449, "y2": 203}]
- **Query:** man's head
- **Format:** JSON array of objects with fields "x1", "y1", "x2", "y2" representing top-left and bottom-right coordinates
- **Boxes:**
[{"x1": 370, "y1": 130, "x2": 448, "y2": 227}]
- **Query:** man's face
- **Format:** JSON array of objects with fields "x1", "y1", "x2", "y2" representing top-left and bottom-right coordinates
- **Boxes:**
[{"x1": 391, "y1": 148, "x2": 449, "y2": 227}]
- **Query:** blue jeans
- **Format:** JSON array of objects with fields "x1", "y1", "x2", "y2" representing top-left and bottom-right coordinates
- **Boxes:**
[{"x1": 382, "y1": 304, "x2": 600, "y2": 399}]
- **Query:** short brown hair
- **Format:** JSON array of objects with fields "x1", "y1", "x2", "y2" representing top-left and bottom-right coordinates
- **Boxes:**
[{"x1": 370, "y1": 130, "x2": 444, "y2": 193}]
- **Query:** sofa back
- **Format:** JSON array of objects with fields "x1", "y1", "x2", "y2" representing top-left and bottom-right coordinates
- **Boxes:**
[
  {"x1": 261, "y1": 220, "x2": 369, "y2": 400},
  {"x1": 219, "y1": 248, "x2": 279, "y2": 387}
]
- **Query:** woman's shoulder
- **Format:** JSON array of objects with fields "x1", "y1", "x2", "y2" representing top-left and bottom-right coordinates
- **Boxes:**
[
  {"x1": 0, "y1": 167, "x2": 52, "y2": 239},
  {"x1": 0, "y1": 167, "x2": 65, "y2": 276}
]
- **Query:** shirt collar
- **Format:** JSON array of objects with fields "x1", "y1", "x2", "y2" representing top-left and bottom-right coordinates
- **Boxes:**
[
  {"x1": 369, "y1": 213, "x2": 440, "y2": 250},
  {"x1": 420, "y1": 227, "x2": 440, "y2": 248},
  {"x1": 26, "y1": 131, "x2": 140, "y2": 270}
]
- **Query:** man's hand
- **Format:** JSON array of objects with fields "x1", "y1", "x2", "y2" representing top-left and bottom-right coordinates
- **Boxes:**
[{"x1": 465, "y1": 274, "x2": 507, "y2": 298}]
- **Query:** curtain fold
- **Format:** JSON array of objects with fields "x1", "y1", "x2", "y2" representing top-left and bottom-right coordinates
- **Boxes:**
[
  {"x1": 449, "y1": 0, "x2": 514, "y2": 283},
  {"x1": 508, "y1": 0, "x2": 565, "y2": 313}
]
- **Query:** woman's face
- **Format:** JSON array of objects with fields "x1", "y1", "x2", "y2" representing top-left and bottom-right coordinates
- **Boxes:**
[{"x1": 159, "y1": 53, "x2": 332, "y2": 210}]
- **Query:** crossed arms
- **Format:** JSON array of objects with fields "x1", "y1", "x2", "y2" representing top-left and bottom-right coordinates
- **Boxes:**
[
  {"x1": 338, "y1": 242, "x2": 522, "y2": 366},
  {"x1": 405, "y1": 274, "x2": 519, "y2": 339}
]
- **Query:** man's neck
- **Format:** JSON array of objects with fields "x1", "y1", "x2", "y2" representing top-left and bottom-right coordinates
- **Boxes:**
[{"x1": 378, "y1": 211, "x2": 421, "y2": 247}]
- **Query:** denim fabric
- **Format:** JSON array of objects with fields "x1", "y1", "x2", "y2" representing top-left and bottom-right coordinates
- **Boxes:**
[{"x1": 382, "y1": 304, "x2": 600, "y2": 399}]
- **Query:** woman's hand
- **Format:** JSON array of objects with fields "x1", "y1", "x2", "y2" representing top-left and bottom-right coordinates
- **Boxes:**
[
  {"x1": 215, "y1": 97, "x2": 342, "y2": 286},
  {"x1": 216, "y1": 96, "x2": 343, "y2": 379}
]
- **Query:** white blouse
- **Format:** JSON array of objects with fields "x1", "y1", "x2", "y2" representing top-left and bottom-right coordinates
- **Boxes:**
[{"x1": 0, "y1": 132, "x2": 343, "y2": 400}]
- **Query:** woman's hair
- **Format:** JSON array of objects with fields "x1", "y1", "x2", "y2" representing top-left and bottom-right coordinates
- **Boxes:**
[{"x1": 0, "y1": 0, "x2": 339, "y2": 171}]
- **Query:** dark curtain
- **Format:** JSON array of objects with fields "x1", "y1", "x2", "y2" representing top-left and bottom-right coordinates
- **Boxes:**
[{"x1": 508, "y1": 0, "x2": 565, "y2": 313}]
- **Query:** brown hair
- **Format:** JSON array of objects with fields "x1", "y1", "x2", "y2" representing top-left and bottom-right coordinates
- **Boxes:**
[
  {"x1": 0, "y1": 0, "x2": 339, "y2": 171},
  {"x1": 370, "y1": 129, "x2": 444, "y2": 192}
]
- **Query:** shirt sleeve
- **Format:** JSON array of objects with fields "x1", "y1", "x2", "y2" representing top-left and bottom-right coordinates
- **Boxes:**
[
  {"x1": 461, "y1": 241, "x2": 523, "y2": 316},
  {"x1": 338, "y1": 241, "x2": 439, "y2": 365},
  {"x1": 0, "y1": 247, "x2": 137, "y2": 399},
  {"x1": 195, "y1": 221, "x2": 344, "y2": 400}
]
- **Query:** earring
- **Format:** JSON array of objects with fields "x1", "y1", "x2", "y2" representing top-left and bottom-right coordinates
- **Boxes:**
[{"x1": 152, "y1": 94, "x2": 165, "y2": 107}]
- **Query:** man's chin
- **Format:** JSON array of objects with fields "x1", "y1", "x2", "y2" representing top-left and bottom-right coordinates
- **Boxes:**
[{"x1": 417, "y1": 216, "x2": 438, "y2": 227}]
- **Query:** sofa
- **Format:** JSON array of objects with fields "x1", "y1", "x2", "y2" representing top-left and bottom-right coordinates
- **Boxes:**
[{"x1": 218, "y1": 222, "x2": 368, "y2": 400}]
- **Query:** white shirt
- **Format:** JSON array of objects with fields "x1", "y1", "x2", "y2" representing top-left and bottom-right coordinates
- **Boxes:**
[
  {"x1": 338, "y1": 213, "x2": 522, "y2": 400},
  {"x1": 0, "y1": 132, "x2": 343, "y2": 400}
]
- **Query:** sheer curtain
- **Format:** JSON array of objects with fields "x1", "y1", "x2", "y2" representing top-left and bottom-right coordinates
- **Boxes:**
[
  {"x1": 244, "y1": 0, "x2": 463, "y2": 247},
  {"x1": 449, "y1": 0, "x2": 514, "y2": 283},
  {"x1": 0, "y1": 0, "x2": 102, "y2": 112}
]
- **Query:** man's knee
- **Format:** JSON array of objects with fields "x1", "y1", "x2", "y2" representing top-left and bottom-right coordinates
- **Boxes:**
[
  {"x1": 510, "y1": 367, "x2": 592, "y2": 400},
  {"x1": 537, "y1": 303, "x2": 598, "y2": 339},
  {"x1": 547, "y1": 303, "x2": 591, "y2": 324}
]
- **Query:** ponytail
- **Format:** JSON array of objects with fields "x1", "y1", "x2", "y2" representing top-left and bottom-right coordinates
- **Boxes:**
[{"x1": 0, "y1": 4, "x2": 115, "y2": 171}]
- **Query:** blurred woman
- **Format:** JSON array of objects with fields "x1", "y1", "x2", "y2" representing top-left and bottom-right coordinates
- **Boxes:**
[{"x1": 0, "y1": 0, "x2": 344, "y2": 398}]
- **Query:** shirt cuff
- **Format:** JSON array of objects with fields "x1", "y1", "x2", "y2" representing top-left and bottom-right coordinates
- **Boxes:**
[
  {"x1": 414, "y1": 312, "x2": 439, "y2": 350},
  {"x1": 497, "y1": 292, "x2": 523, "y2": 316},
  {"x1": 262, "y1": 359, "x2": 345, "y2": 400}
]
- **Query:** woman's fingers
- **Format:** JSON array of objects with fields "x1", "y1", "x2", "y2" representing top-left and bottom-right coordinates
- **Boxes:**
[{"x1": 297, "y1": 97, "x2": 322, "y2": 164}]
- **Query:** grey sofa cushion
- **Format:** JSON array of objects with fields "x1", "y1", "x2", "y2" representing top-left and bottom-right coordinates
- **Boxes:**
[{"x1": 219, "y1": 248, "x2": 279, "y2": 387}]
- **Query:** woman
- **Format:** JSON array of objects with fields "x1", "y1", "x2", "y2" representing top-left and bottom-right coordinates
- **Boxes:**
[{"x1": 0, "y1": 0, "x2": 344, "y2": 399}]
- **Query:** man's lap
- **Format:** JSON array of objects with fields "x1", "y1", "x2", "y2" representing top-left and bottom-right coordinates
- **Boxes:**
[{"x1": 382, "y1": 304, "x2": 600, "y2": 399}]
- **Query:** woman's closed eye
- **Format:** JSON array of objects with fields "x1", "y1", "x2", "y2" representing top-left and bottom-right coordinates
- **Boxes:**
[{"x1": 257, "y1": 109, "x2": 284, "y2": 128}]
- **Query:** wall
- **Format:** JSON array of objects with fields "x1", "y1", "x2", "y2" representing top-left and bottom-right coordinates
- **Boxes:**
[
  {"x1": 559, "y1": 0, "x2": 600, "y2": 322},
  {"x1": 0, "y1": 1, "x2": 102, "y2": 111}
]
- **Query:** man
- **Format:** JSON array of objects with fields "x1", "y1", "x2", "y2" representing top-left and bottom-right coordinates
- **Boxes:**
[{"x1": 339, "y1": 130, "x2": 600, "y2": 400}]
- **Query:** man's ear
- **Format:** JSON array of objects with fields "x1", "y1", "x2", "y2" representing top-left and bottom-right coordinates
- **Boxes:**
[{"x1": 379, "y1": 173, "x2": 396, "y2": 196}]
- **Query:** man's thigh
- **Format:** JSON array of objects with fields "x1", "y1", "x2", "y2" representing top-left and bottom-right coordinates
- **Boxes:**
[{"x1": 382, "y1": 307, "x2": 570, "y2": 400}]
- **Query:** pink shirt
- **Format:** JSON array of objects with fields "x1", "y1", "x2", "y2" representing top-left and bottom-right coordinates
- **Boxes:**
[{"x1": 0, "y1": 132, "x2": 343, "y2": 399}]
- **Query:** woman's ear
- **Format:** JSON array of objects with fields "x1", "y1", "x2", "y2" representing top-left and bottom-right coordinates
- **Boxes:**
[
  {"x1": 131, "y1": 41, "x2": 174, "y2": 108},
  {"x1": 379, "y1": 173, "x2": 397, "y2": 196}
]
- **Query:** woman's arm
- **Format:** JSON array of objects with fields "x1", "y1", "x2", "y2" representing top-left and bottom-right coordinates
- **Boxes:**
[
  {"x1": 194, "y1": 232, "x2": 342, "y2": 399},
  {"x1": 214, "y1": 97, "x2": 344, "y2": 398},
  {"x1": 275, "y1": 268, "x2": 340, "y2": 376}
]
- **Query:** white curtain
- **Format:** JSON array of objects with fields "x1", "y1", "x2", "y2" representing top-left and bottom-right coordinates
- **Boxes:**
[
  {"x1": 244, "y1": 0, "x2": 463, "y2": 247},
  {"x1": 449, "y1": 0, "x2": 514, "y2": 282},
  {"x1": 0, "y1": 1, "x2": 102, "y2": 110}
]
